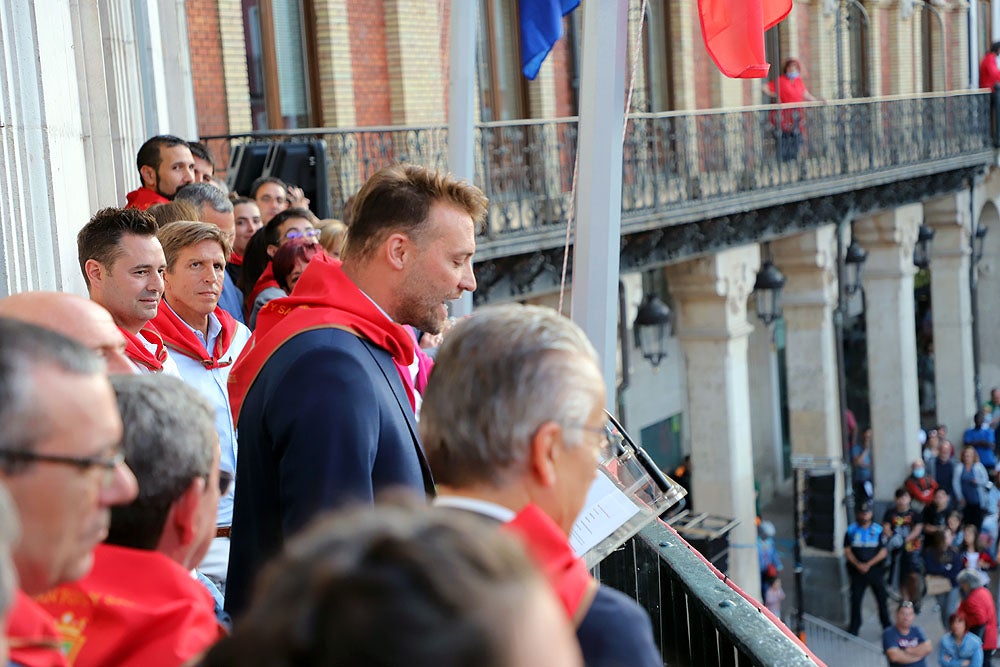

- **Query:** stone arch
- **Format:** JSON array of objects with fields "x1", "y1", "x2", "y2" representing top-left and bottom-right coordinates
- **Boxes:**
[{"x1": 976, "y1": 197, "x2": 1000, "y2": 393}]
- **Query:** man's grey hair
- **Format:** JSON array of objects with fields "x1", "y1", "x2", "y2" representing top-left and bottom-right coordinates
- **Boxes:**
[
  {"x1": 420, "y1": 304, "x2": 602, "y2": 488},
  {"x1": 0, "y1": 318, "x2": 105, "y2": 463},
  {"x1": 957, "y1": 568, "x2": 985, "y2": 590},
  {"x1": 0, "y1": 483, "x2": 20, "y2": 615},
  {"x1": 106, "y1": 374, "x2": 217, "y2": 550},
  {"x1": 175, "y1": 182, "x2": 233, "y2": 214}
]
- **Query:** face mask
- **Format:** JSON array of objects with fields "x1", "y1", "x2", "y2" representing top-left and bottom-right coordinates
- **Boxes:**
[
  {"x1": 914, "y1": 468, "x2": 925, "y2": 479},
  {"x1": 786, "y1": 71, "x2": 800, "y2": 80}
]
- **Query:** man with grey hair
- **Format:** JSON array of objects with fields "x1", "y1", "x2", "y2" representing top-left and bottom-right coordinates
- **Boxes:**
[
  {"x1": 175, "y1": 182, "x2": 246, "y2": 324},
  {"x1": 956, "y1": 568, "x2": 998, "y2": 660},
  {"x1": 0, "y1": 318, "x2": 138, "y2": 667},
  {"x1": 36, "y1": 375, "x2": 225, "y2": 665},
  {"x1": 420, "y1": 304, "x2": 661, "y2": 667}
]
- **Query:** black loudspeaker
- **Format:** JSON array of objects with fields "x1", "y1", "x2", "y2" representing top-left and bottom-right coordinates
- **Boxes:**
[
  {"x1": 226, "y1": 143, "x2": 272, "y2": 197},
  {"x1": 804, "y1": 472, "x2": 837, "y2": 552},
  {"x1": 262, "y1": 141, "x2": 331, "y2": 219}
]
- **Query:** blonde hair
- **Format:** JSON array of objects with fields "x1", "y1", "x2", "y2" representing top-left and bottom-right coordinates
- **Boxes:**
[{"x1": 318, "y1": 220, "x2": 348, "y2": 257}]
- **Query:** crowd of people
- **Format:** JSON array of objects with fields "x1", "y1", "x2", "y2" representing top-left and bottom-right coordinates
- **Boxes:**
[
  {"x1": 843, "y1": 402, "x2": 1000, "y2": 664},
  {"x1": 0, "y1": 134, "x2": 665, "y2": 666}
]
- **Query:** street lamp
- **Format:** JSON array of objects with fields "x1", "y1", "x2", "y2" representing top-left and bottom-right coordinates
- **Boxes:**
[
  {"x1": 633, "y1": 293, "x2": 672, "y2": 368},
  {"x1": 844, "y1": 238, "x2": 867, "y2": 295},
  {"x1": 754, "y1": 251, "x2": 786, "y2": 326},
  {"x1": 973, "y1": 224, "x2": 988, "y2": 265},
  {"x1": 913, "y1": 224, "x2": 936, "y2": 269}
]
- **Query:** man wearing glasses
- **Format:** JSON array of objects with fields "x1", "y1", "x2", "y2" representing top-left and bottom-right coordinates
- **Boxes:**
[
  {"x1": 420, "y1": 304, "x2": 661, "y2": 667},
  {"x1": 0, "y1": 319, "x2": 138, "y2": 667},
  {"x1": 36, "y1": 375, "x2": 226, "y2": 666}
]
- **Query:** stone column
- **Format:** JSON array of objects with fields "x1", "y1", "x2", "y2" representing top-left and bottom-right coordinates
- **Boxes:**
[
  {"x1": 925, "y1": 192, "x2": 976, "y2": 434},
  {"x1": 855, "y1": 204, "x2": 923, "y2": 499},
  {"x1": 666, "y1": 245, "x2": 762, "y2": 600}
]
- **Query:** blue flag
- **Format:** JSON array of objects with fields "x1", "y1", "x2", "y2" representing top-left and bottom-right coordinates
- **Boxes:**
[{"x1": 519, "y1": 0, "x2": 581, "y2": 80}]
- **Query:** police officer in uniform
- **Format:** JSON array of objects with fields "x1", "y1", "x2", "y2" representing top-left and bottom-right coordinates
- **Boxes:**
[{"x1": 845, "y1": 501, "x2": 892, "y2": 635}]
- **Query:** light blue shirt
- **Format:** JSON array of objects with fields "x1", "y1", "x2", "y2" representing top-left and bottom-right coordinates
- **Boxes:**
[{"x1": 164, "y1": 302, "x2": 251, "y2": 526}]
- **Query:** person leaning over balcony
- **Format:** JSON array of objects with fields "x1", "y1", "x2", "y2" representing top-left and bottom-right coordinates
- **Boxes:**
[
  {"x1": 980, "y1": 42, "x2": 1000, "y2": 91},
  {"x1": 421, "y1": 304, "x2": 662, "y2": 667},
  {"x1": 762, "y1": 58, "x2": 822, "y2": 162}
]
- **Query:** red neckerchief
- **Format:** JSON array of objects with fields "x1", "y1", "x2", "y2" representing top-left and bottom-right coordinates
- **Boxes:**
[
  {"x1": 504, "y1": 504, "x2": 593, "y2": 620},
  {"x1": 228, "y1": 254, "x2": 415, "y2": 422},
  {"x1": 151, "y1": 303, "x2": 237, "y2": 369},
  {"x1": 119, "y1": 325, "x2": 168, "y2": 372},
  {"x1": 124, "y1": 187, "x2": 169, "y2": 211},
  {"x1": 229, "y1": 252, "x2": 243, "y2": 266},
  {"x1": 7, "y1": 590, "x2": 68, "y2": 667},
  {"x1": 246, "y1": 263, "x2": 279, "y2": 311},
  {"x1": 35, "y1": 544, "x2": 224, "y2": 667}
]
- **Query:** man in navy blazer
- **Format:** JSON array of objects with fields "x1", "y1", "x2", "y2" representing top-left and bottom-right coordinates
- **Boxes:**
[
  {"x1": 422, "y1": 304, "x2": 662, "y2": 667},
  {"x1": 225, "y1": 164, "x2": 487, "y2": 615}
]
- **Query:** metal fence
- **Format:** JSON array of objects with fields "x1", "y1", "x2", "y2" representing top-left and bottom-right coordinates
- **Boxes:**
[
  {"x1": 800, "y1": 613, "x2": 885, "y2": 667},
  {"x1": 205, "y1": 90, "x2": 994, "y2": 259},
  {"x1": 600, "y1": 520, "x2": 823, "y2": 667}
]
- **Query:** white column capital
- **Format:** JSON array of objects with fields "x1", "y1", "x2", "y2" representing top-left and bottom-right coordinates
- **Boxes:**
[
  {"x1": 771, "y1": 226, "x2": 839, "y2": 309},
  {"x1": 925, "y1": 192, "x2": 973, "y2": 259},
  {"x1": 666, "y1": 245, "x2": 760, "y2": 340},
  {"x1": 855, "y1": 203, "x2": 923, "y2": 280}
]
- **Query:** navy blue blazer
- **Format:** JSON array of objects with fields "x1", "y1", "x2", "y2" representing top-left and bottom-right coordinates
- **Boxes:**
[{"x1": 225, "y1": 328, "x2": 434, "y2": 615}]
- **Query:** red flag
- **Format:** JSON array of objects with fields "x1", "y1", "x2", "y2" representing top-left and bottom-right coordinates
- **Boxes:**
[{"x1": 698, "y1": 0, "x2": 793, "y2": 79}]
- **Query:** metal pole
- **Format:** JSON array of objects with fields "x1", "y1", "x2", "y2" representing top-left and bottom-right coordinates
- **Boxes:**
[
  {"x1": 971, "y1": 179, "x2": 984, "y2": 408},
  {"x1": 835, "y1": 218, "x2": 856, "y2": 521},
  {"x1": 447, "y1": 0, "x2": 477, "y2": 318},
  {"x1": 616, "y1": 281, "x2": 631, "y2": 428},
  {"x1": 793, "y1": 468, "x2": 805, "y2": 638},
  {"x1": 570, "y1": 0, "x2": 629, "y2": 409}
]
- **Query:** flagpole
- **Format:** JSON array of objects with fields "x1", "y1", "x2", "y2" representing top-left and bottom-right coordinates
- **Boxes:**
[
  {"x1": 570, "y1": 0, "x2": 629, "y2": 411},
  {"x1": 447, "y1": 0, "x2": 476, "y2": 318}
]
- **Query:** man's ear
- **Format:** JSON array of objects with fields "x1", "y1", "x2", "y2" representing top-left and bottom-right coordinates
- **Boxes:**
[
  {"x1": 528, "y1": 421, "x2": 562, "y2": 489},
  {"x1": 84, "y1": 259, "x2": 106, "y2": 290},
  {"x1": 384, "y1": 232, "x2": 411, "y2": 270},
  {"x1": 266, "y1": 244, "x2": 278, "y2": 258},
  {"x1": 164, "y1": 477, "x2": 206, "y2": 547},
  {"x1": 139, "y1": 164, "x2": 157, "y2": 188}
]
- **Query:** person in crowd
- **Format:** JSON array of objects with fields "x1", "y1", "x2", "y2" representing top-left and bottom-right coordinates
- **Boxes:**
[
  {"x1": 125, "y1": 135, "x2": 195, "y2": 210},
  {"x1": 852, "y1": 427, "x2": 874, "y2": 503},
  {"x1": 883, "y1": 601, "x2": 932, "y2": 667},
  {"x1": 270, "y1": 238, "x2": 324, "y2": 295},
  {"x1": 228, "y1": 197, "x2": 263, "y2": 285},
  {"x1": 249, "y1": 176, "x2": 310, "y2": 225},
  {"x1": 949, "y1": 512, "x2": 965, "y2": 547},
  {"x1": 762, "y1": 58, "x2": 822, "y2": 161},
  {"x1": 905, "y1": 459, "x2": 938, "y2": 507},
  {"x1": 980, "y1": 42, "x2": 1000, "y2": 91},
  {"x1": 845, "y1": 501, "x2": 891, "y2": 635},
  {"x1": 204, "y1": 505, "x2": 582, "y2": 667},
  {"x1": 924, "y1": 487, "x2": 954, "y2": 536},
  {"x1": 957, "y1": 568, "x2": 998, "y2": 663},
  {"x1": 224, "y1": 164, "x2": 485, "y2": 616},
  {"x1": 940, "y1": 611, "x2": 985, "y2": 667},
  {"x1": 189, "y1": 141, "x2": 216, "y2": 184},
  {"x1": 883, "y1": 487, "x2": 924, "y2": 607},
  {"x1": 965, "y1": 410, "x2": 997, "y2": 471},
  {"x1": 174, "y1": 182, "x2": 246, "y2": 324},
  {"x1": 77, "y1": 207, "x2": 181, "y2": 376},
  {"x1": 36, "y1": 375, "x2": 226, "y2": 666},
  {"x1": 959, "y1": 524, "x2": 995, "y2": 583},
  {"x1": 929, "y1": 439, "x2": 960, "y2": 501},
  {"x1": 0, "y1": 292, "x2": 131, "y2": 374},
  {"x1": 319, "y1": 219, "x2": 348, "y2": 257},
  {"x1": 923, "y1": 529, "x2": 963, "y2": 630},
  {"x1": 923, "y1": 428, "x2": 941, "y2": 463},
  {"x1": 764, "y1": 576, "x2": 785, "y2": 621},
  {"x1": 239, "y1": 207, "x2": 320, "y2": 328},
  {"x1": 0, "y1": 319, "x2": 138, "y2": 666},
  {"x1": 147, "y1": 200, "x2": 200, "y2": 228},
  {"x1": 955, "y1": 446, "x2": 990, "y2": 532},
  {"x1": 0, "y1": 485, "x2": 20, "y2": 666},
  {"x1": 151, "y1": 221, "x2": 252, "y2": 591},
  {"x1": 757, "y1": 520, "x2": 783, "y2": 597},
  {"x1": 420, "y1": 303, "x2": 662, "y2": 667}
]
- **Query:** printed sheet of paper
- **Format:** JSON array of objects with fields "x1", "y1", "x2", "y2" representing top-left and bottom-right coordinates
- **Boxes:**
[{"x1": 569, "y1": 471, "x2": 642, "y2": 557}]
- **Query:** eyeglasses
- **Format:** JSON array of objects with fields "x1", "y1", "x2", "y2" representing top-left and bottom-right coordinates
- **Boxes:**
[
  {"x1": 0, "y1": 449, "x2": 125, "y2": 488},
  {"x1": 284, "y1": 228, "x2": 320, "y2": 241},
  {"x1": 563, "y1": 423, "x2": 621, "y2": 462}
]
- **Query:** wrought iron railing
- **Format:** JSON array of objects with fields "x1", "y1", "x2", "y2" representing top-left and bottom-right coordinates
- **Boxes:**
[
  {"x1": 205, "y1": 90, "x2": 993, "y2": 261},
  {"x1": 601, "y1": 520, "x2": 823, "y2": 666},
  {"x1": 800, "y1": 613, "x2": 884, "y2": 667}
]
